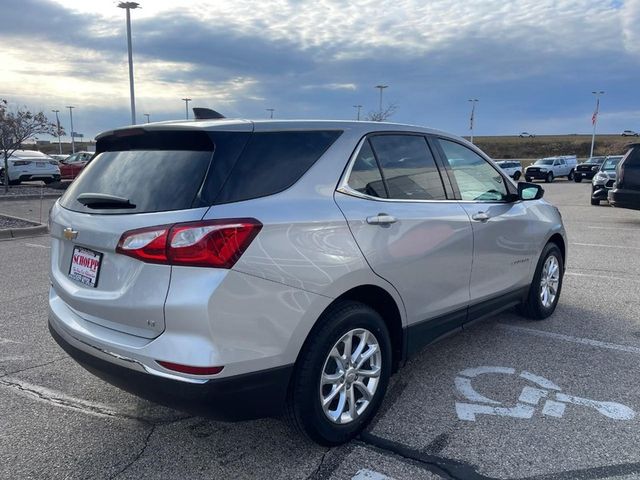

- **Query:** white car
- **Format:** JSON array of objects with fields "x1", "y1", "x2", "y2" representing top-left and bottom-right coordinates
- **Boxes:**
[
  {"x1": 0, "y1": 150, "x2": 61, "y2": 185},
  {"x1": 519, "y1": 132, "x2": 536, "y2": 138},
  {"x1": 496, "y1": 160, "x2": 523, "y2": 180}
]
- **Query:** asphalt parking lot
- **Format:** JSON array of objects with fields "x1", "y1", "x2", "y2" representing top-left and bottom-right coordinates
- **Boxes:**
[{"x1": 1, "y1": 180, "x2": 639, "y2": 480}]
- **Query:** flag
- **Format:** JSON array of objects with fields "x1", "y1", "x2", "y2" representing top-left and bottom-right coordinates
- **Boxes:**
[{"x1": 592, "y1": 98, "x2": 599, "y2": 126}]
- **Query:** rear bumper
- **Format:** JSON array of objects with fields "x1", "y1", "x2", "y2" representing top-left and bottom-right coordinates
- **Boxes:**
[
  {"x1": 49, "y1": 318, "x2": 293, "y2": 421},
  {"x1": 608, "y1": 188, "x2": 640, "y2": 210}
]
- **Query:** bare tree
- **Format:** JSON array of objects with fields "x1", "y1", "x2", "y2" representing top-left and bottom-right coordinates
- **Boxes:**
[
  {"x1": 365, "y1": 103, "x2": 398, "y2": 122},
  {"x1": 0, "y1": 99, "x2": 58, "y2": 192}
]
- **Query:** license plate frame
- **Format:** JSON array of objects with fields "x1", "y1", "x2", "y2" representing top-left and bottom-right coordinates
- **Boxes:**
[{"x1": 68, "y1": 246, "x2": 103, "y2": 288}]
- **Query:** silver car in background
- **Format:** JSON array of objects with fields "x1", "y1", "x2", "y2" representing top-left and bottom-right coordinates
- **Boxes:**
[
  {"x1": 48, "y1": 120, "x2": 566, "y2": 445},
  {"x1": 591, "y1": 155, "x2": 624, "y2": 205}
]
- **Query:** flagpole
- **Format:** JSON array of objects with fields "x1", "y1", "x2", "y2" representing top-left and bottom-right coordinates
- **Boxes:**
[
  {"x1": 468, "y1": 99, "x2": 478, "y2": 144},
  {"x1": 589, "y1": 91, "x2": 604, "y2": 159}
]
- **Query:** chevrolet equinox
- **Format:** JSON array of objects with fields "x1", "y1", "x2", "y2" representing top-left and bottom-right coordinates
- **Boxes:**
[{"x1": 48, "y1": 120, "x2": 566, "y2": 445}]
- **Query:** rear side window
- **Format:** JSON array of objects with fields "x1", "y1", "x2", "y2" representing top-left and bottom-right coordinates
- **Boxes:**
[
  {"x1": 347, "y1": 140, "x2": 387, "y2": 198},
  {"x1": 60, "y1": 150, "x2": 213, "y2": 214},
  {"x1": 369, "y1": 135, "x2": 446, "y2": 200},
  {"x1": 215, "y1": 131, "x2": 342, "y2": 204}
]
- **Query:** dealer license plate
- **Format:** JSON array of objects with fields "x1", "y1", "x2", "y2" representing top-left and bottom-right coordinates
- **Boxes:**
[{"x1": 68, "y1": 246, "x2": 102, "y2": 288}]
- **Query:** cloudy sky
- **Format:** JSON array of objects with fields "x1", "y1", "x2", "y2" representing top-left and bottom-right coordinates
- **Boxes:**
[{"x1": 1, "y1": 0, "x2": 639, "y2": 140}]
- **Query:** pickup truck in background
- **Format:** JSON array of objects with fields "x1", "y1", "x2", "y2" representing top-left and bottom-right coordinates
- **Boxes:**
[{"x1": 525, "y1": 155, "x2": 577, "y2": 183}]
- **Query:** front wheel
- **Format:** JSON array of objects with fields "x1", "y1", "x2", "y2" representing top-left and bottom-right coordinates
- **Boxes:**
[
  {"x1": 574, "y1": 175, "x2": 582, "y2": 183},
  {"x1": 286, "y1": 301, "x2": 392, "y2": 445},
  {"x1": 518, "y1": 243, "x2": 563, "y2": 320},
  {"x1": 545, "y1": 172, "x2": 554, "y2": 183},
  {"x1": 591, "y1": 198, "x2": 600, "y2": 206}
]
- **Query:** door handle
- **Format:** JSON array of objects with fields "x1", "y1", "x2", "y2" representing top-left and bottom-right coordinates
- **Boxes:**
[
  {"x1": 471, "y1": 212, "x2": 490, "y2": 222},
  {"x1": 366, "y1": 213, "x2": 397, "y2": 226}
]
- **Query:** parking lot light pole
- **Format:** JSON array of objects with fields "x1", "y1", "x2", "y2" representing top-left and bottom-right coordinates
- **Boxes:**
[
  {"x1": 353, "y1": 104, "x2": 362, "y2": 121},
  {"x1": 590, "y1": 91, "x2": 604, "y2": 159},
  {"x1": 468, "y1": 99, "x2": 478, "y2": 144},
  {"x1": 266, "y1": 108, "x2": 274, "y2": 119},
  {"x1": 66, "y1": 106, "x2": 75, "y2": 154},
  {"x1": 118, "y1": 2, "x2": 139, "y2": 125},
  {"x1": 52, "y1": 109, "x2": 62, "y2": 154},
  {"x1": 375, "y1": 85, "x2": 388, "y2": 114},
  {"x1": 182, "y1": 98, "x2": 191, "y2": 119}
]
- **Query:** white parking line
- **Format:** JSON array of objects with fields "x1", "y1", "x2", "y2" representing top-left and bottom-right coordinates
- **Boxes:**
[
  {"x1": 352, "y1": 469, "x2": 394, "y2": 480},
  {"x1": 498, "y1": 324, "x2": 640, "y2": 355},
  {"x1": 587, "y1": 225, "x2": 639, "y2": 231},
  {"x1": 571, "y1": 242, "x2": 640, "y2": 250},
  {"x1": 23, "y1": 243, "x2": 50, "y2": 249},
  {"x1": 565, "y1": 271, "x2": 640, "y2": 283}
]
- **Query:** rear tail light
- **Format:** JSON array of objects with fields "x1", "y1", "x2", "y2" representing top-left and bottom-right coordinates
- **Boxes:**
[
  {"x1": 13, "y1": 160, "x2": 32, "y2": 166},
  {"x1": 116, "y1": 218, "x2": 262, "y2": 268}
]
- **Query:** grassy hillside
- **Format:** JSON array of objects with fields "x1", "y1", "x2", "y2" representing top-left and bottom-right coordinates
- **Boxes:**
[{"x1": 470, "y1": 134, "x2": 633, "y2": 160}]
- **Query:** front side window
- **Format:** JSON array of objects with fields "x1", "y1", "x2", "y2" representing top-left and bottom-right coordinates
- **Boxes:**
[
  {"x1": 437, "y1": 139, "x2": 508, "y2": 202},
  {"x1": 368, "y1": 135, "x2": 446, "y2": 200}
]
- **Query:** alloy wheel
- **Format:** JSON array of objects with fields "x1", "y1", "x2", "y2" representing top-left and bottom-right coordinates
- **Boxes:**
[{"x1": 540, "y1": 255, "x2": 560, "y2": 308}]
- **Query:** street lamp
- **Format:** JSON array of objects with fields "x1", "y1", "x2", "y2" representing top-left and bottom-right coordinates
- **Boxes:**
[
  {"x1": 353, "y1": 104, "x2": 362, "y2": 121},
  {"x1": 144, "y1": 113, "x2": 150, "y2": 123},
  {"x1": 117, "y1": 2, "x2": 139, "y2": 125},
  {"x1": 66, "y1": 106, "x2": 75, "y2": 154},
  {"x1": 182, "y1": 98, "x2": 192, "y2": 119},
  {"x1": 266, "y1": 108, "x2": 274, "y2": 119},
  {"x1": 374, "y1": 85, "x2": 388, "y2": 114},
  {"x1": 468, "y1": 99, "x2": 479, "y2": 144},
  {"x1": 590, "y1": 91, "x2": 605, "y2": 159},
  {"x1": 52, "y1": 109, "x2": 62, "y2": 154}
]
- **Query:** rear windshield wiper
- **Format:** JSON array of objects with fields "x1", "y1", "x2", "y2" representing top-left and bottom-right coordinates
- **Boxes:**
[{"x1": 76, "y1": 193, "x2": 136, "y2": 209}]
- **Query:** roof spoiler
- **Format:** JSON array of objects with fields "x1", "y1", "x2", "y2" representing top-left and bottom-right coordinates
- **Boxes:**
[{"x1": 192, "y1": 108, "x2": 225, "y2": 120}]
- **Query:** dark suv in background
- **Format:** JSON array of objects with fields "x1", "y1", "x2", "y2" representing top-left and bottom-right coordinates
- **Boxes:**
[
  {"x1": 574, "y1": 156, "x2": 605, "y2": 182},
  {"x1": 609, "y1": 144, "x2": 640, "y2": 210}
]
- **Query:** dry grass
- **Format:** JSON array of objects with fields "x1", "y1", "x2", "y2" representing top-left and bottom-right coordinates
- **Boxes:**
[{"x1": 471, "y1": 134, "x2": 633, "y2": 160}]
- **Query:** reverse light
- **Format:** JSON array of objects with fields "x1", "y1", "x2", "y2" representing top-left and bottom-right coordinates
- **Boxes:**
[
  {"x1": 156, "y1": 360, "x2": 224, "y2": 375},
  {"x1": 116, "y1": 218, "x2": 262, "y2": 268}
]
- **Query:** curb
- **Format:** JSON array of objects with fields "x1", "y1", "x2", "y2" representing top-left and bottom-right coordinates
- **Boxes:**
[
  {"x1": 0, "y1": 213, "x2": 49, "y2": 239},
  {"x1": 0, "y1": 193, "x2": 62, "y2": 201}
]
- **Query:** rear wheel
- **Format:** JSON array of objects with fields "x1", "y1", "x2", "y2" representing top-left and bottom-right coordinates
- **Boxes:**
[
  {"x1": 513, "y1": 171, "x2": 521, "y2": 181},
  {"x1": 286, "y1": 301, "x2": 392, "y2": 445},
  {"x1": 567, "y1": 170, "x2": 574, "y2": 181},
  {"x1": 545, "y1": 172, "x2": 554, "y2": 183},
  {"x1": 518, "y1": 243, "x2": 563, "y2": 320}
]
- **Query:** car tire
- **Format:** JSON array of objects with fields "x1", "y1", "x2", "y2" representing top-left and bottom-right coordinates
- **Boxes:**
[
  {"x1": 286, "y1": 300, "x2": 392, "y2": 446},
  {"x1": 567, "y1": 170, "x2": 574, "y2": 181},
  {"x1": 518, "y1": 243, "x2": 564, "y2": 320},
  {"x1": 591, "y1": 198, "x2": 600, "y2": 206},
  {"x1": 513, "y1": 171, "x2": 521, "y2": 181},
  {"x1": 574, "y1": 176, "x2": 582, "y2": 183},
  {"x1": 545, "y1": 172, "x2": 554, "y2": 183}
]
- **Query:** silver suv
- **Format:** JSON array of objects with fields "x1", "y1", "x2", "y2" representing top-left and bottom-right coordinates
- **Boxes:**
[{"x1": 48, "y1": 120, "x2": 566, "y2": 445}]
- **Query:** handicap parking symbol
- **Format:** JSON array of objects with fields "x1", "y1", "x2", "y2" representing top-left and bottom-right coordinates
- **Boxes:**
[{"x1": 455, "y1": 366, "x2": 635, "y2": 422}]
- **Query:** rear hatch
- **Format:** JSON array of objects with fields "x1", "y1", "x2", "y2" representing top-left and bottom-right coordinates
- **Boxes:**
[{"x1": 50, "y1": 126, "x2": 253, "y2": 338}]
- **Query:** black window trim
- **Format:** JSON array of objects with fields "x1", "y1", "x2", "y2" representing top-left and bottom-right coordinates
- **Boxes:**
[
  {"x1": 431, "y1": 136, "x2": 518, "y2": 203},
  {"x1": 337, "y1": 131, "x2": 456, "y2": 203}
]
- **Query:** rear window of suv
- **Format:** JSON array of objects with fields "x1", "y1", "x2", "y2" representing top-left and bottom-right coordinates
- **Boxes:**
[{"x1": 60, "y1": 129, "x2": 342, "y2": 214}]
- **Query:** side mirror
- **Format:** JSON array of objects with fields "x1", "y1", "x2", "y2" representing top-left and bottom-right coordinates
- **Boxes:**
[{"x1": 518, "y1": 182, "x2": 544, "y2": 200}]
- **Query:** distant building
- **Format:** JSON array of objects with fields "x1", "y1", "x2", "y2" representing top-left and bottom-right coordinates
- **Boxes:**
[{"x1": 36, "y1": 140, "x2": 51, "y2": 145}]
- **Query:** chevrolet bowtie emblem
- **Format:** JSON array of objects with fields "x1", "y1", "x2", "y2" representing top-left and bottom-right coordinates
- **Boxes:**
[{"x1": 63, "y1": 227, "x2": 78, "y2": 240}]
